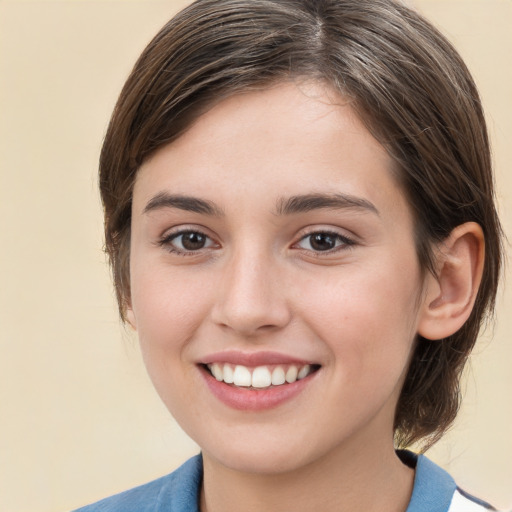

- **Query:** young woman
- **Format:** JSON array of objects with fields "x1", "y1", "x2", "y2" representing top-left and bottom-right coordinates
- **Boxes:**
[{"x1": 74, "y1": 1, "x2": 504, "y2": 510}]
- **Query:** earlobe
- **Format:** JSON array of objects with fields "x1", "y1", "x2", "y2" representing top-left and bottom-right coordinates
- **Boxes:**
[
  {"x1": 418, "y1": 222, "x2": 485, "y2": 341},
  {"x1": 125, "y1": 307, "x2": 138, "y2": 331}
]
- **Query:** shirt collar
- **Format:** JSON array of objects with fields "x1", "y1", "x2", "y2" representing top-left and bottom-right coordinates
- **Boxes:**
[
  {"x1": 165, "y1": 451, "x2": 457, "y2": 512},
  {"x1": 401, "y1": 450, "x2": 456, "y2": 512}
]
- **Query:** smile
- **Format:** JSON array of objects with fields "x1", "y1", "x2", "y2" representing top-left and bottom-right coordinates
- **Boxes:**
[
  {"x1": 206, "y1": 363, "x2": 318, "y2": 389},
  {"x1": 198, "y1": 351, "x2": 321, "y2": 410}
]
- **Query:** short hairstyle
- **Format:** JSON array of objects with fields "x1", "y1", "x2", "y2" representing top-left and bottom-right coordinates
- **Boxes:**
[{"x1": 99, "y1": 0, "x2": 503, "y2": 449}]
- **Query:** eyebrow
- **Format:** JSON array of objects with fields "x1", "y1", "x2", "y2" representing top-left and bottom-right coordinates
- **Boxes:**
[
  {"x1": 143, "y1": 192, "x2": 224, "y2": 216},
  {"x1": 275, "y1": 193, "x2": 379, "y2": 216},
  {"x1": 142, "y1": 191, "x2": 379, "y2": 218}
]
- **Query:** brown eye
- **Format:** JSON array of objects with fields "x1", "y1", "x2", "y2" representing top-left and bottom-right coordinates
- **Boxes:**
[
  {"x1": 180, "y1": 232, "x2": 207, "y2": 250},
  {"x1": 309, "y1": 233, "x2": 337, "y2": 251},
  {"x1": 164, "y1": 230, "x2": 216, "y2": 253},
  {"x1": 297, "y1": 231, "x2": 355, "y2": 253}
]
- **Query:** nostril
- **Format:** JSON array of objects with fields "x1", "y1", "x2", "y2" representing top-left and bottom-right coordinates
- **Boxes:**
[{"x1": 211, "y1": 306, "x2": 291, "y2": 335}]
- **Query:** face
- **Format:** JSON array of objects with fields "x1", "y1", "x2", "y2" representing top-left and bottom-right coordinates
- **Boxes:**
[{"x1": 128, "y1": 81, "x2": 429, "y2": 475}]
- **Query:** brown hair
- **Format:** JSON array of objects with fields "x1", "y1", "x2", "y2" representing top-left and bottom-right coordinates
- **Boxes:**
[{"x1": 99, "y1": 0, "x2": 503, "y2": 449}]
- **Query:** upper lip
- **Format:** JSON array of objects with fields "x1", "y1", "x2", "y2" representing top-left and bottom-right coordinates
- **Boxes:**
[{"x1": 199, "y1": 350, "x2": 316, "y2": 367}]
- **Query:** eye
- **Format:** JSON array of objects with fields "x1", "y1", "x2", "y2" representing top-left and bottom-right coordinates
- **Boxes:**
[
  {"x1": 296, "y1": 231, "x2": 355, "y2": 252},
  {"x1": 160, "y1": 230, "x2": 216, "y2": 254}
]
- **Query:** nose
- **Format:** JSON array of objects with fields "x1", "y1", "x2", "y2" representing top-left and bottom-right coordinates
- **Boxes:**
[{"x1": 210, "y1": 247, "x2": 292, "y2": 336}]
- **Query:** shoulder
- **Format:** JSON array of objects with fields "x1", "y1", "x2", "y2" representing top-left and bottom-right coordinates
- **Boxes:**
[
  {"x1": 71, "y1": 454, "x2": 203, "y2": 512},
  {"x1": 399, "y1": 450, "x2": 499, "y2": 512}
]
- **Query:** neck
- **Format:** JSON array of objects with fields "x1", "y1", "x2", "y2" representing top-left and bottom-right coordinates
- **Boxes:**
[{"x1": 200, "y1": 436, "x2": 414, "y2": 512}]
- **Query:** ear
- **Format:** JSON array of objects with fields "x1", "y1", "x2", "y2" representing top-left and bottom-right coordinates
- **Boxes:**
[
  {"x1": 125, "y1": 306, "x2": 138, "y2": 331},
  {"x1": 418, "y1": 222, "x2": 485, "y2": 340}
]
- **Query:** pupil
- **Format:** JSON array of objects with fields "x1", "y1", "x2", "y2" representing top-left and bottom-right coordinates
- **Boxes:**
[
  {"x1": 310, "y1": 233, "x2": 335, "y2": 251},
  {"x1": 182, "y1": 232, "x2": 206, "y2": 250}
]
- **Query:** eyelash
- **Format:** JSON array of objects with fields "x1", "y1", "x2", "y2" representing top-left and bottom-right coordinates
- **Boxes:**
[
  {"x1": 294, "y1": 230, "x2": 356, "y2": 255},
  {"x1": 158, "y1": 229, "x2": 217, "y2": 256},
  {"x1": 158, "y1": 228, "x2": 356, "y2": 256}
]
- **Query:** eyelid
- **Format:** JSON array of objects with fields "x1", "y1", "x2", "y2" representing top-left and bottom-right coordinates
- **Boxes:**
[
  {"x1": 156, "y1": 224, "x2": 357, "y2": 257},
  {"x1": 157, "y1": 225, "x2": 219, "y2": 255},
  {"x1": 292, "y1": 227, "x2": 357, "y2": 254}
]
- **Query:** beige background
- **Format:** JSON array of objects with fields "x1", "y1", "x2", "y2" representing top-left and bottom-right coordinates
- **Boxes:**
[{"x1": 0, "y1": 1, "x2": 510, "y2": 511}]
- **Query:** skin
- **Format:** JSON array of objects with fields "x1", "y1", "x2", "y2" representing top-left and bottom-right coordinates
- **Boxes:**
[{"x1": 126, "y1": 81, "x2": 481, "y2": 512}]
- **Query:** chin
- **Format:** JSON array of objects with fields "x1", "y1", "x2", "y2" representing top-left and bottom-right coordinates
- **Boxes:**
[
  {"x1": 199, "y1": 429, "x2": 330, "y2": 476},
  {"x1": 209, "y1": 448, "x2": 308, "y2": 475}
]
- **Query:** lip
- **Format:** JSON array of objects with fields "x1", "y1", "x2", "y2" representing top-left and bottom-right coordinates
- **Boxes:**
[
  {"x1": 199, "y1": 350, "x2": 313, "y2": 367},
  {"x1": 198, "y1": 352, "x2": 320, "y2": 411}
]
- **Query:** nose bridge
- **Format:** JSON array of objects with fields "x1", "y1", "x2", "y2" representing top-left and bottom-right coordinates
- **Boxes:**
[{"x1": 212, "y1": 239, "x2": 290, "y2": 335}]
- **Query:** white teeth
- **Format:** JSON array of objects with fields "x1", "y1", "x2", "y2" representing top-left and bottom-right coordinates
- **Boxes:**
[
  {"x1": 207, "y1": 363, "x2": 316, "y2": 388},
  {"x1": 285, "y1": 365, "x2": 298, "y2": 383},
  {"x1": 252, "y1": 366, "x2": 272, "y2": 388},
  {"x1": 233, "y1": 365, "x2": 252, "y2": 387},
  {"x1": 297, "y1": 364, "x2": 311, "y2": 380},
  {"x1": 211, "y1": 363, "x2": 223, "y2": 381},
  {"x1": 223, "y1": 364, "x2": 234, "y2": 384},
  {"x1": 271, "y1": 366, "x2": 286, "y2": 386}
]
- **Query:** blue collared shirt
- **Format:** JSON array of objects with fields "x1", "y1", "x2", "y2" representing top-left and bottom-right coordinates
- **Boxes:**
[{"x1": 72, "y1": 451, "x2": 496, "y2": 512}]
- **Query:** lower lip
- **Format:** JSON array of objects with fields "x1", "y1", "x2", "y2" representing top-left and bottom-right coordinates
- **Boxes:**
[{"x1": 199, "y1": 366, "x2": 316, "y2": 411}]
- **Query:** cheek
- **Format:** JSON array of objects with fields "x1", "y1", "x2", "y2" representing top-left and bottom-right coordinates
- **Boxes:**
[
  {"x1": 129, "y1": 267, "x2": 214, "y2": 414},
  {"x1": 296, "y1": 257, "x2": 422, "y2": 377},
  {"x1": 130, "y1": 265, "x2": 213, "y2": 354}
]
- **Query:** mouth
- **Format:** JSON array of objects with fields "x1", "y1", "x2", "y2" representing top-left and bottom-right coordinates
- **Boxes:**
[
  {"x1": 198, "y1": 351, "x2": 321, "y2": 410},
  {"x1": 203, "y1": 362, "x2": 320, "y2": 390}
]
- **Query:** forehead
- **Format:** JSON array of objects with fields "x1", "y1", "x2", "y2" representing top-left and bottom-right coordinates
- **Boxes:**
[{"x1": 133, "y1": 81, "x2": 408, "y2": 221}]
